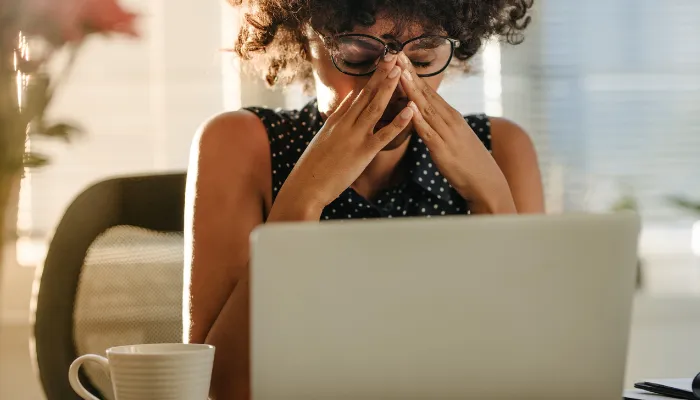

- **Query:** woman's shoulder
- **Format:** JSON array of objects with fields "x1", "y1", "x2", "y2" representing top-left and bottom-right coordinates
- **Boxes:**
[
  {"x1": 242, "y1": 102, "x2": 321, "y2": 174},
  {"x1": 193, "y1": 110, "x2": 270, "y2": 161},
  {"x1": 190, "y1": 110, "x2": 272, "y2": 192},
  {"x1": 191, "y1": 100, "x2": 318, "y2": 170},
  {"x1": 462, "y1": 114, "x2": 536, "y2": 156},
  {"x1": 477, "y1": 115, "x2": 540, "y2": 196},
  {"x1": 194, "y1": 100, "x2": 315, "y2": 150},
  {"x1": 485, "y1": 116, "x2": 537, "y2": 158},
  {"x1": 243, "y1": 100, "x2": 321, "y2": 141},
  {"x1": 243, "y1": 104, "x2": 300, "y2": 125}
]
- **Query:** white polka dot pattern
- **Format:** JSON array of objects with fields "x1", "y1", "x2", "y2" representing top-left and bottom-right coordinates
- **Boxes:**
[{"x1": 245, "y1": 99, "x2": 493, "y2": 219}]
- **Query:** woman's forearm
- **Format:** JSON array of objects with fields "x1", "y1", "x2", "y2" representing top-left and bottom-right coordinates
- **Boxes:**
[
  {"x1": 205, "y1": 198, "x2": 322, "y2": 400},
  {"x1": 205, "y1": 273, "x2": 251, "y2": 400}
]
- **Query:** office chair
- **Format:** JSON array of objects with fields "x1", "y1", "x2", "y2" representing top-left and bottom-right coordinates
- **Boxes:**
[{"x1": 30, "y1": 173, "x2": 186, "y2": 399}]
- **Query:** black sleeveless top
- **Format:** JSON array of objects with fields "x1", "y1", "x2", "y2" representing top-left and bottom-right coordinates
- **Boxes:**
[{"x1": 245, "y1": 99, "x2": 493, "y2": 220}]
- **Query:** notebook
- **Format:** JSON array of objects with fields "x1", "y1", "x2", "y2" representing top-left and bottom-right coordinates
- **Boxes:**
[{"x1": 624, "y1": 378, "x2": 696, "y2": 400}]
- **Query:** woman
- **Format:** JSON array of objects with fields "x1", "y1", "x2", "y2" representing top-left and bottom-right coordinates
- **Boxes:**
[{"x1": 185, "y1": 0, "x2": 544, "y2": 398}]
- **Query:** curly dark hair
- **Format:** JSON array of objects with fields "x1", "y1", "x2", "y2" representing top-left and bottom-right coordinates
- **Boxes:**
[{"x1": 229, "y1": 0, "x2": 534, "y2": 89}]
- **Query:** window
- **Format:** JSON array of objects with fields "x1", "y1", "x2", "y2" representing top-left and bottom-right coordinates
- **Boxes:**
[{"x1": 498, "y1": 0, "x2": 700, "y2": 294}]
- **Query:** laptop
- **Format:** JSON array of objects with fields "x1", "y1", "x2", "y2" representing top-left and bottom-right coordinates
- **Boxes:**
[{"x1": 249, "y1": 213, "x2": 640, "y2": 400}]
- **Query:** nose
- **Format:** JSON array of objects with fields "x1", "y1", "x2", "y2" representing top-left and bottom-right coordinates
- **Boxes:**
[
  {"x1": 392, "y1": 78, "x2": 408, "y2": 103},
  {"x1": 386, "y1": 43, "x2": 401, "y2": 54}
]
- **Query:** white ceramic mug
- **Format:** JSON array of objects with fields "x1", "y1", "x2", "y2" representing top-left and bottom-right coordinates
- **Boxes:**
[{"x1": 69, "y1": 343, "x2": 215, "y2": 400}]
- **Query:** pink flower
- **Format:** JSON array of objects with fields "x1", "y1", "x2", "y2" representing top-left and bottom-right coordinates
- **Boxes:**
[
  {"x1": 23, "y1": 0, "x2": 138, "y2": 44},
  {"x1": 79, "y1": 0, "x2": 139, "y2": 37}
]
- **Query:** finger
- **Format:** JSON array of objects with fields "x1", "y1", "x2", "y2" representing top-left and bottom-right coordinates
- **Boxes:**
[
  {"x1": 345, "y1": 53, "x2": 398, "y2": 120},
  {"x1": 325, "y1": 89, "x2": 357, "y2": 123},
  {"x1": 397, "y1": 53, "x2": 454, "y2": 125},
  {"x1": 409, "y1": 101, "x2": 444, "y2": 148},
  {"x1": 409, "y1": 78, "x2": 465, "y2": 127},
  {"x1": 372, "y1": 105, "x2": 413, "y2": 147},
  {"x1": 400, "y1": 67, "x2": 451, "y2": 134},
  {"x1": 354, "y1": 65, "x2": 402, "y2": 130},
  {"x1": 396, "y1": 52, "x2": 452, "y2": 110}
]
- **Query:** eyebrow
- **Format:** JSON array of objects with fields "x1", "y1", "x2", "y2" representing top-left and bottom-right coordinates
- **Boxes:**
[
  {"x1": 408, "y1": 37, "x2": 445, "y2": 50},
  {"x1": 377, "y1": 32, "x2": 445, "y2": 43},
  {"x1": 340, "y1": 38, "x2": 384, "y2": 51}
]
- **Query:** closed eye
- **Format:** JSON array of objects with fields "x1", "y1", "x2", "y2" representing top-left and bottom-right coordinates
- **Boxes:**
[
  {"x1": 412, "y1": 60, "x2": 433, "y2": 68},
  {"x1": 340, "y1": 59, "x2": 376, "y2": 68}
]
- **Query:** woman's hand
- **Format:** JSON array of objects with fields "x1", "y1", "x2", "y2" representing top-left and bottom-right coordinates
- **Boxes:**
[
  {"x1": 397, "y1": 53, "x2": 517, "y2": 214},
  {"x1": 270, "y1": 54, "x2": 414, "y2": 220}
]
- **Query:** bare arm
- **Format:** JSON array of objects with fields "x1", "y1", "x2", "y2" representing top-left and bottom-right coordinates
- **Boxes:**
[
  {"x1": 184, "y1": 111, "x2": 321, "y2": 400},
  {"x1": 184, "y1": 111, "x2": 269, "y2": 346},
  {"x1": 184, "y1": 111, "x2": 267, "y2": 400},
  {"x1": 490, "y1": 117, "x2": 545, "y2": 214}
]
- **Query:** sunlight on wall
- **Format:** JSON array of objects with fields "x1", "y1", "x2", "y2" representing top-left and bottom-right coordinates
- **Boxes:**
[
  {"x1": 17, "y1": 172, "x2": 31, "y2": 237},
  {"x1": 482, "y1": 38, "x2": 503, "y2": 117},
  {"x1": 692, "y1": 221, "x2": 700, "y2": 257},
  {"x1": 16, "y1": 169, "x2": 47, "y2": 267},
  {"x1": 16, "y1": 137, "x2": 43, "y2": 267}
]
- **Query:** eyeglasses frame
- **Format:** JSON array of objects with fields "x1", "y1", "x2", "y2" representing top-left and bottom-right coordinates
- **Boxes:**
[{"x1": 316, "y1": 31, "x2": 461, "y2": 78}]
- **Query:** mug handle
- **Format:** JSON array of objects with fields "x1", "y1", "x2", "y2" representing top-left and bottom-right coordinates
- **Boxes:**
[{"x1": 69, "y1": 354, "x2": 111, "y2": 400}]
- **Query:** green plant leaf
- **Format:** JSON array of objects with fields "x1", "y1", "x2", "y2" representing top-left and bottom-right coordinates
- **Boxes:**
[
  {"x1": 41, "y1": 122, "x2": 83, "y2": 142},
  {"x1": 23, "y1": 152, "x2": 50, "y2": 168},
  {"x1": 668, "y1": 196, "x2": 700, "y2": 216},
  {"x1": 611, "y1": 195, "x2": 639, "y2": 212}
]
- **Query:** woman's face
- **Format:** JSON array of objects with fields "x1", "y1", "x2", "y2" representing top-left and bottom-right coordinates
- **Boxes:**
[{"x1": 307, "y1": 17, "x2": 448, "y2": 149}]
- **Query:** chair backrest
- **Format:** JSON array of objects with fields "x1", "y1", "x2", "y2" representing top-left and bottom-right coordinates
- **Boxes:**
[{"x1": 31, "y1": 173, "x2": 187, "y2": 400}]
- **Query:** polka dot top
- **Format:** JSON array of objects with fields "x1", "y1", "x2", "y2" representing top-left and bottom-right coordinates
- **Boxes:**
[{"x1": 244, "y1": 99, "x2": 493, "y2": 220}]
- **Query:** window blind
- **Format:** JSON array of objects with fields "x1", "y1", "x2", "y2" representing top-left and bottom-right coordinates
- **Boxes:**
[{"x1": 514, "y1": 0, "x2": 700, "y2": 220}]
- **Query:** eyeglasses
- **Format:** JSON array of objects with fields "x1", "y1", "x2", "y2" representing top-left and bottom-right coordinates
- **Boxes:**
[{"x1": 318, "y1": 32, "x2": 461, "y2": 77}]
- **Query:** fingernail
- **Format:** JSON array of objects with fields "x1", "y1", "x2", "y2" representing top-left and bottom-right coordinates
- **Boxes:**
[
  {"x1": 400, "y1": 107, "x2": 413, "y2": 120},
  {"x1": 383, "y1": 52, "x2": 396, "y2": 62},
  {"x1": 402, "y1": 69, "x2": 412, "y2": 81},
  {"x1": 408, "y1": 101, "x2": 418, "y2": 111},
  {"x1": 388, "y1": 66, "x2": 401, "y2": 79},
  {"x1": 401, "y1": 53, "x2": 410, "y2": 64}
]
